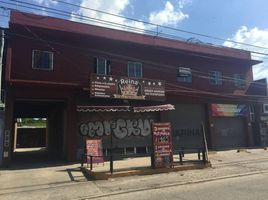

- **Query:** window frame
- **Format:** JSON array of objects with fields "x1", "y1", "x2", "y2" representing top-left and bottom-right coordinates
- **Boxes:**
[
  {"x1": 127, "y1": 61, "x2": 143, "y2": 78},
  {"x1": 96, "y1": 57, "x2": 110, "y2": 75},
  {"x1": 234, "y1": 73, "x2": 246, "y2": 87},
  {"x1": 209, "y1": 71, "x2": 223, "y2": 85},
  {"x1": 177, "y1": 67, "x2": 192, "y2": 83},
  {"x1": 32, "y1": 50, "x2": 54, "y2": 71}
]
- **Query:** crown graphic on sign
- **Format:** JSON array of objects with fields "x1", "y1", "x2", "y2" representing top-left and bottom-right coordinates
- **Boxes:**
[{"x1": 119, "y1": 84, "x2": 139, "y2": 96}]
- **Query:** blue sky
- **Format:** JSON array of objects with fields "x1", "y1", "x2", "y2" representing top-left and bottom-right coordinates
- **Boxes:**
[{"x1": 1, "y1": 0, "x2": 268, "y2": 80}]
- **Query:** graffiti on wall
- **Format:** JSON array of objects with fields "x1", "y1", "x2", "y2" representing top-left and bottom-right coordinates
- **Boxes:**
[{"x1": 79, "y1": 119, "x2": 154, "y2": 139}]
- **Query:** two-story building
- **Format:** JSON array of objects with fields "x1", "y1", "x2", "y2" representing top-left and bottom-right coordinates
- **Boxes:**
[{"x1": 1, "y1": 11, "x2": 267, "y2": 167}]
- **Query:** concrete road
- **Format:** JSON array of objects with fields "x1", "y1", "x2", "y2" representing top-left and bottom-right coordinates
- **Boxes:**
[
  {"x1": 95, "y1": 172, "x2": 268, "y2": 200},
  {"x1": 1, "y1": 149, "x2": 268, "y2": 200}
]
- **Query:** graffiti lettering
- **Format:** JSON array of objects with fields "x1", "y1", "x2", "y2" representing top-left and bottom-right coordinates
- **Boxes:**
[{"x1": 79, "y1": 119, "x2": 154, "y2": 139}]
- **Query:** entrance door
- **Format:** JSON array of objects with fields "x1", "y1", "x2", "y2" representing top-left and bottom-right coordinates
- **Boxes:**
[
  {"x1": 13, "y1": 100, "x2": 65, "y2": 164},
  {"x1": 214, "y1": 117, "x2": 247, "y2": 149}
]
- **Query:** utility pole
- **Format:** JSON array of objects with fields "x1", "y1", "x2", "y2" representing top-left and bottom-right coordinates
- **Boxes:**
[{"x1": 0, "y1": 29, "x2": 4, "y2": 108}]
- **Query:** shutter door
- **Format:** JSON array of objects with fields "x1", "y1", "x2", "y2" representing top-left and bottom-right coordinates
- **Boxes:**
[{"x1": 214, "y1": 117, "x2": 246, "y2": 149}]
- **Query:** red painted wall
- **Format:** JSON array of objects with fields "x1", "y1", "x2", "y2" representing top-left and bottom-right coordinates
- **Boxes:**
[{"x1": 7, "y1": 25, "x2": 254, "y2": 95}]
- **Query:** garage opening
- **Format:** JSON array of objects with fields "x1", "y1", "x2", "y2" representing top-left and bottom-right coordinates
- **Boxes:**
[
  {"x1": 14, "y1": 118, "x2": 47, "y2": 155},
  {"x1": 13, "y1": 100, "x2": 65, "y2": 164}
]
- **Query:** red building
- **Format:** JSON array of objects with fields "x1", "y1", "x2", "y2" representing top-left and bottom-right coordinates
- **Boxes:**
[{"x1": 1, "y1": 11, "x2": 267, "y2": 166}]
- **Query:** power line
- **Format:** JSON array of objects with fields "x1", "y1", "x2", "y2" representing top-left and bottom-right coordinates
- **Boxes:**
[
  {"x1": 5, "y1": 27, "x2": 267, "y2": 87},
  {"x1": 1, "y1": 3, "x2": 267, "y2": 92},
  {"x1": 4, "y1": 27, "x2": 268, "y2": 95},
  {"x1": 5, "y1": 0, "x2": 268, "y2": 55},
  {"x1": 50, "y1": 0, "x2": 268, "y2": 51}
]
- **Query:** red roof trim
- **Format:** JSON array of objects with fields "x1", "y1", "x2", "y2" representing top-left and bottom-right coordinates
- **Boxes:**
[{"x1": 9, "y1": 11, "x2": 259, "y2": 63}]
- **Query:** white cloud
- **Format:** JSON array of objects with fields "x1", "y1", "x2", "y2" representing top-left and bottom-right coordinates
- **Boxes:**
[
  {"x1": 224, "y1": 26, "x2": 268, "y2": 80},
  {"x1": 33, "y1": 0, "x2": 58, "y2": 7},
  {"x1": 70, "y1": 0, "x2": 190, "y2": 33},
  {"x1": 149, "y1": 1, "x2": 189, "y2": 26},
  {"x1": 71, "y1": 0, "x2": 132, "y2": 30}
]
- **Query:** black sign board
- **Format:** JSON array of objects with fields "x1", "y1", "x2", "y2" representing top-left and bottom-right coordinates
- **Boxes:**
[{"x1": 90, "y1": 74, "x2": 165, "y2": 101}]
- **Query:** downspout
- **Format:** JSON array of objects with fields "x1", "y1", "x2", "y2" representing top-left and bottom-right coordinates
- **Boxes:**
[{"x1": 0, "y1": 29, "x2": 4, "y2": 108}]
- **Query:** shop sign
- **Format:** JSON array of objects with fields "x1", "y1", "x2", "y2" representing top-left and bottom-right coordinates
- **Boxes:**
[
  {"x1": 152, "y1": 123, "x2": 173, "y2": 168},
  {"x1": 90, "y1": 74, "x2": 165, "y2": 101},
  {"x1": 86, "y1": 139, "x2": 104, "y2": 164},
  {"x1": 211, "y1": 104, "x2": 248, "y2": 117}
]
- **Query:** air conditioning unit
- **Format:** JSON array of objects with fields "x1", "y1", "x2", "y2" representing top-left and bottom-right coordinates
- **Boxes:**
[{"x1": 263, "y1": 104, "x2": 268, "y2": 114}]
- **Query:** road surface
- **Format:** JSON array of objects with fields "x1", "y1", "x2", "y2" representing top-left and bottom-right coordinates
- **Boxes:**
[{"x1": 94, "y1": 172, "x2": 268, "y2": 200}]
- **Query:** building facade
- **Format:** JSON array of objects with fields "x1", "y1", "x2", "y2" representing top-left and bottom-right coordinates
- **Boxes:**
[{"x1": 1, "y1": 11, "x2": 267, "y2": 166}]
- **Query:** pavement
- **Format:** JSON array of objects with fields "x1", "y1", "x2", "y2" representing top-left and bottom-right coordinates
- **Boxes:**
[{"x1": 1, "y1": 148, "x2": 268, "y2": 200}]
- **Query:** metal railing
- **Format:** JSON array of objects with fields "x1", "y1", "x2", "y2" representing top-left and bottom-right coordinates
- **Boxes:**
[{"x1": 81, "y1": 147, "x2": 208, "y2": 174}]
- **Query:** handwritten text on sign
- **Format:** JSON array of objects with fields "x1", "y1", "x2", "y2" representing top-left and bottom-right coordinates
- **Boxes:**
[{"x1": 152, "y1": 123, "x2": 173, "y2": 168}]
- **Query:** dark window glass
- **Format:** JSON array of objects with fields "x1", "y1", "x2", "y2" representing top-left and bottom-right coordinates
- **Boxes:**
[
  {"x1": 96, "y1": 57, "x2": 109, "y2": 75},
  {"x1": 128, "y1": 62, "x2": 142, "y2": 78},
  {"x1": 177, "y1": 67, "x2": 192, "y2": 83},
  {"x1": 209, "y1": 71, "x2": 222, "y2": 85},
  {"x1": 125, "y1": 147, "x2": 135, "y2": 154},
  {"x1": 234, "y1": 74, "x2": 245, "y2": 87},
  {"x1": 136, "y1": 147, "x2": 147, "y2": 154},
  {"x1": 32, "y1": 50, "x2": 53, "y2": 70}
]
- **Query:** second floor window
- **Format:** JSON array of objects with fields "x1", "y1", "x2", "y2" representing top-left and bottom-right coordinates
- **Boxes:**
[
  {"x1": 128, "y1": 62, "x2": 142, "y2": 78},
  {"x1": 234, "y1": 74, "x2": 245, "y2": 87},
  {"x1": 177, "y1": 67, "x2": 192, "y2": 83},
  {"x1": 95, "y1": 57, "x2": 110, "y2": 75},
  {"x1": 32, "y1": 50, "x2": 53, "y2": 70},
  {"x1": 209, "y1": 71, "x2": 222, "y2": 85}
]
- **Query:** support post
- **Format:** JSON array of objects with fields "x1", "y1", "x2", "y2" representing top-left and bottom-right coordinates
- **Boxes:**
[
  {"x1": 90, "y1": 156, "x2": 93, "y2": 170},
  {"x1": 201, "y1": 122, "x2": 209, "y2": 163}
]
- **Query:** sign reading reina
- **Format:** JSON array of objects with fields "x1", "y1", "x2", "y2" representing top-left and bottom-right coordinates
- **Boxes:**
[{"x1": 90, "y1": 74, "x2": 165, "y2": 101}]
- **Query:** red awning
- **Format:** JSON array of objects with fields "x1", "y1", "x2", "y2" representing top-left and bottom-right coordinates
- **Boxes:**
[
  {"x1": 133, "y1": 104, "x2": 175, "y2": 113},
  {"x1": 77, "y1": 105, "x2": 131, "y2": 112}
]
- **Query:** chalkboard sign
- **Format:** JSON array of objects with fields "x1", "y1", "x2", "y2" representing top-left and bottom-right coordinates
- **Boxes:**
[
  {"x1": 152, "y1": 123, "x2": 173, "y2": 168},
  {"x1": 86, "y1": 139, "x2": 104, "y2": 164}
]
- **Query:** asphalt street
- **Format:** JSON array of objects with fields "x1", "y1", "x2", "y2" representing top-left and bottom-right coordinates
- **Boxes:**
[{"x1": 94, "y1": 172, "x2": 268, "y2": 200}]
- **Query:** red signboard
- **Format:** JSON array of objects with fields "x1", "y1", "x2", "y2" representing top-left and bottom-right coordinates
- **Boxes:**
[
  {"x1": 152, "y1": 123, "x2": 173, "y2": 168},
  {"x1": 90, "y1": 74, "x2": 165, "y2": 101},
  {"x1": 86, "y1": 139, "x2": 104, "y2": 164}
]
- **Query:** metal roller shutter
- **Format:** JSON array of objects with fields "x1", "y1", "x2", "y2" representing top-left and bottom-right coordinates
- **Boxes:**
[{"x1": 214, "y1": 117, "x2": 246, "y2": 149}]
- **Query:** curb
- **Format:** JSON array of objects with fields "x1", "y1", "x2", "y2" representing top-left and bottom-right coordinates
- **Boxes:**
[
  {"x1": 81, "y1": 162, "x2": 211, "y2": 180},
  {"x1": 77, "y1": 169, "x2": 268, "y2": 200}
]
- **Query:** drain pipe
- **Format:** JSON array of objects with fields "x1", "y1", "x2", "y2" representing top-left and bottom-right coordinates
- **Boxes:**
[{"x1": 0, "y1": 29, "x2": 4, "y2": 107}]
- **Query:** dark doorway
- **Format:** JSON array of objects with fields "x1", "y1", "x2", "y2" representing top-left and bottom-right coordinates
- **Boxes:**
[{"x1": 12, "y1": 100, "x2": 65, "y2": 164}]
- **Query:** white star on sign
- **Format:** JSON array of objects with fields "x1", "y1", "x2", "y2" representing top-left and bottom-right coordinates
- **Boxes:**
[
  {"x1": 158, "y1": 82, "x2": 162, "y2": 86},
  {"x1": 109, "y1": 77, "x2": 113, "y2": 81},
  {"x1": 97, "y1": 77, "x2": 99, "y2": 80},
  {"x1": 153, "y1": 82, "x2": 156, "y2": 85},
  {"x1": 103, "y1": 77, "x2": 106, "y2": 80},
  {"x1": 148, "y1": 82, "x2": 151, "y2": 85}
]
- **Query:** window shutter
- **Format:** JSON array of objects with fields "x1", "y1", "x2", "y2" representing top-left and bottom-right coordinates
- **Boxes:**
[
  {"x1": 94, "y1": 57, "x2": 98, "y2": 73},
  {"x1": 107, "y1": 60, "x2": 111, "y2": 74}
]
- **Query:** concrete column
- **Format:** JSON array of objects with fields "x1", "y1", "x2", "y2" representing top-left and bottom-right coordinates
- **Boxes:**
[
  {"x1": 2, "y1": 88, "x2": 14, "y2": 167},
  {"x1": 13, "y1": 122, "x2": 17, "y2": 151},
  {"x1": 65, "y1": 95, "x2": 77, "y2": 161}
]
